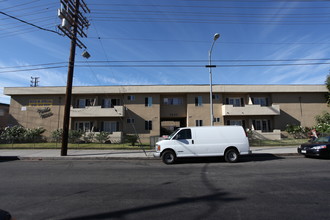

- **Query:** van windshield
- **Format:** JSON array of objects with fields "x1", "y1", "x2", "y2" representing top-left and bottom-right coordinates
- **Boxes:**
[{"x1": 167, "y1": 129, "x2": 180, "y2": 140}]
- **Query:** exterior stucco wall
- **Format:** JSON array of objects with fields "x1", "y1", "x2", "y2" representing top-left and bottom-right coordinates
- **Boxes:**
[
  {"x1": 272, "y1": 92, "x2": 328, "y2": 129},
  {"x1": 8, "y1": 95, "x2": 65, "y2": 138}
]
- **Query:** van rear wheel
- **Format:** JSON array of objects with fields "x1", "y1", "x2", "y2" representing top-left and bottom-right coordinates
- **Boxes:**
[
  {"x1": 225, "y1": 148, "x2": 239, "y2": 163},
  {"x1": 162, "y1": 150, "x2": 176, "y2": 165}
]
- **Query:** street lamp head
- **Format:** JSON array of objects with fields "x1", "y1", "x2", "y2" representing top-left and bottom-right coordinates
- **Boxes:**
[{"x1": 213, "y1": 33, "x2": 220, "y2": 41}]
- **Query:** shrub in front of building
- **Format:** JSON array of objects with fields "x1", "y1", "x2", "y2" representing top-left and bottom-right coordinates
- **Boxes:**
[{"x1": 0, "y1": 125, "x2": 46, "y2": 144}]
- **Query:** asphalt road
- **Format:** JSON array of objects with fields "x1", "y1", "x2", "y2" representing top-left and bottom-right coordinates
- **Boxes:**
[{"x1": 0, "y1": 156, "x2": 329, "y2": 220}]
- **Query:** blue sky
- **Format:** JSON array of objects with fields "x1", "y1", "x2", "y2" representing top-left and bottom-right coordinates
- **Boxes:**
[{"x1": 1, "y1": 0, "x2": 330, "y2": 104}]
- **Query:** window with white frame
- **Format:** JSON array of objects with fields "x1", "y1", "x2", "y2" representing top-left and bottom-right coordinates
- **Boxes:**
[
  {"x1": 127, "y1": 118, "x2": 135, "y2": 124},
  {"x1": 77, "y1": 98, "x2": 95, "y2": 108},
  {"x1": 195, "y1": 96, "x2": 203, "y2": 106},
  {"x1": 102, "y1": 99, "x2": 120, "y2": 108},
  {"x1": 196, "y1": 120, "x2": 203, "y2": 126},
  {"x1": 145, "y1": 97, "x2": 153, "y2": 107},
  {"x1": 228, "y1": 98, "x2": 242, "y2": 107},
  {"x1": 252, "y1": 119, "x2": 270, "y2": 132},
  {"x1": 75, "y1": 121, "x2": 93, "y2": 132},
  {"x1": 127, "y1": 95, "x2": 135, "y2": 101},
  {"x1": 163, "y1": 97, "x2": 183, "y2": 105},
  {"x1": 212, "y1": 94, "x2": 220, "y2": 100},
  {"x1": 145, "y1": 120, "x2": 152, "y2": 130},
  {"x1": 103, "y1": 121, "x2": 118, "y2": 133},
  {"x1": 229, "y1": 120, "x2": 242, "y2": 126},
  {"x1": 214, "y1": 118, "x2": 221, "y2": 123},
  {"x1": 252, "y1": 97, "x2": 267, "y2": 106}
]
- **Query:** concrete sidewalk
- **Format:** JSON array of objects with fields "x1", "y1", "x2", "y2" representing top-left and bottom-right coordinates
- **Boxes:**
[{"x1": 0, "y1": 146, "x2": 299, "y2": 160}]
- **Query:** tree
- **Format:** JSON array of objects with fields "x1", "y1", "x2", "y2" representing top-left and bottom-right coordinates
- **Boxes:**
[
  {"x1": 315, "y1": 112, "x2": 330, "y2": 134},
  {"x1": 24, "y1": 127, "x2": 46, "y2": 143},
  {"x1": 95, "y1": 131, "x2": 110, "y2": 144},
  {"x1": 51, "y1": 129, "x2": 63, "y2": 143},
  {"x1": 83, "y1": 132, "x2": 95, "y2": 143},
  {"x1": 124, "y1": 134, "x2": 138, "y2": 146},
  {"x1": 285, "y1": 124, "x2": 309, "y2": 139},
  {"x1": 68, "y1": 130, "x2": 84, "y2": 144},
  {"x1": 0, "y1": 125, "x2": 26, "y2": 145}
]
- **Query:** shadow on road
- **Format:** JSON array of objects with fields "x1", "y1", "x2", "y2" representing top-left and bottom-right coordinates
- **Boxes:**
[
  {"x1": 62, "y1": 191, "x2": 244, "y2": 220},
  {"x1": 172, "y1": 153, "x2": 285, "y2": 164},
  {"x1": 0, "y1": 156, "x2": 20, "y2": 163}
]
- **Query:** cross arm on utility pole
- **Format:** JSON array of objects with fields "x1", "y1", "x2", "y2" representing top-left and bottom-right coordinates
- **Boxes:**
[{"x1": 205, "y1": 65, "x2": 217, "y2": 68}]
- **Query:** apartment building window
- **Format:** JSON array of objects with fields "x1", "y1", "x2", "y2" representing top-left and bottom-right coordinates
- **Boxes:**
[
  {"x1": 163, "y1": 98, "x2": 183, "y2": 105},
  {"x1": 252, "y1": 119, "x2": 271, "y2": 132},
  {"x1": 145, "y1": 97, "x2": 153, "y2": 107},
  {"x1": 77, "y1": 98, "x2": 95, "y2": 108},
  {"x1": 227, "y1": 120, "x2": 246, "y2": 129},
  {"x1": 214, "y1": 118, "x2": 221, "y2": 123},
  {"x1": 127, "y1": 95, "x2": 135, "y2": 101},
  {"x1": 75, "y1": 121, "x2": 93, "y2": 132},
  {"x1": 145, "y1": 120, "x2": 152, "y2": 130},
  {"x1": 102, "y1": 121, "x2": 119, "y2": 133},
  {"x1": 252, "y1": 97, "x2": 268, "y2": 106},
  {"x1": 102, "y1": 98, "x2": 120, "y2": 108},
  {"x1": 127, "y1": 118, "x2": 135, "y2": 124},
  {"x1": 196, "y1": 120, "x2": 203, "y2": 126},
  {"x1": 226, "y1": 98, "x2": 244, "y2": 107},
  {"x1": 212, "y1": 94, "x2": 220, "y2": 100},
  {"x1": 228, "y1": 120, "x2": 243, "y2": 126},
  {"x1": 195, "y1": 96, "x2": 203, "y2": 106}
]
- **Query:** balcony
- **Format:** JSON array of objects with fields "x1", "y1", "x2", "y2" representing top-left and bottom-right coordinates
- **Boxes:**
[
  {"x1": 70, "y1": 106, "x2": 125, "y2": 117},
  {"x1": 222, "y1": 104, "x2": 280, "y2": 116}
]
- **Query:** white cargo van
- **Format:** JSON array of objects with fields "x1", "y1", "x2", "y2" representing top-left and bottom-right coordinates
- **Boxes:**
[{"x1": 154, "y1": 126, "x2": 250, "y2": 164}]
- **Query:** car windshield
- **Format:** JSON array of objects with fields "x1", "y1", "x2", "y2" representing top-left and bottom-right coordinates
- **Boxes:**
[
  {"x1": 167, "y1": 129, "x2": 179, "y2": 140},
  {"x1": 313, "y1": 136, "x2": 330, "y2": 143}
]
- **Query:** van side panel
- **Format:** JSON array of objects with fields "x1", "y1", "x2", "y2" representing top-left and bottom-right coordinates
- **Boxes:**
[{"x1": 191, "y1": 126, "x2": 249, "y2": 156}]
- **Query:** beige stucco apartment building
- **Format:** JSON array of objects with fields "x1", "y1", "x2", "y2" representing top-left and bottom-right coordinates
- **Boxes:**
[{"x1": 3, "y1": 84, "x2": 329, "y2": 143}]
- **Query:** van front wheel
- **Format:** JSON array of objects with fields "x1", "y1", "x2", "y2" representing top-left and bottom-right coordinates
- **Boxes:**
[
  {"x1": 224, "y1": 148, "x2": 239, "y2": 163},
  {"x1": 162, "y1": 150, "x2": 176, "y2": 165}
]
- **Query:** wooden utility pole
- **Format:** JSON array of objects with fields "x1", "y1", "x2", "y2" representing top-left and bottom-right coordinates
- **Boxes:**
[
  {"x1": 30, "y1": 77, "x2": 39, "y2": 87},
  {"x1": 57, "y1": 0, "x2": 90, "y2": 156}
]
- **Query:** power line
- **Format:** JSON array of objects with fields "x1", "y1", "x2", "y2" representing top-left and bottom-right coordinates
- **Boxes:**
[
  {"x1": 0, "y1": 11, "x2": 61, "y2": 36},
  {"x1": 87, "y1": 36, "x2": 330, "y2": 45},
  {"x1": 1, "y1": 61, "x2": 330, "y2": 74},
  {"x1": 91, "y1": 9, "x2": 330, "y2": 18},
  {"x1": 0, "y1": 66, "x2": 67, "y2": 73},
  {"x1": 1, "y1": 0, "x2": 41, "y2": 11},
  {"x1": 91, "y1": 16, "x2": 330, "y2": 25},
  {"x1": 89, "y1": 3, "x2": 330, "y2": 10},
  {"x1": 1, "y1": 58, "x2": 330, "y2": 70}
]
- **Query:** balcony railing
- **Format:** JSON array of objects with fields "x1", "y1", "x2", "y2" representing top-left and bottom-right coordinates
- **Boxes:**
[
  {"x1": 70, "y1": 106, "x2": 124, "y2": 117},
  {"x1": 222, "y1": 104, "x2": 280, "y2": 116}
]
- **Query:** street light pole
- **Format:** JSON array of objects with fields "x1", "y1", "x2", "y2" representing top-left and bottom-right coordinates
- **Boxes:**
[{"x1": 207, "y1": 33, "x2": 220, "y2": 126}]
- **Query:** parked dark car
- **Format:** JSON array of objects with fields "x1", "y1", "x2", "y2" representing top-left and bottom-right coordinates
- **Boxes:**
[{"x1": 298, "y1": 136, "x2": 330, "y2": 158}]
